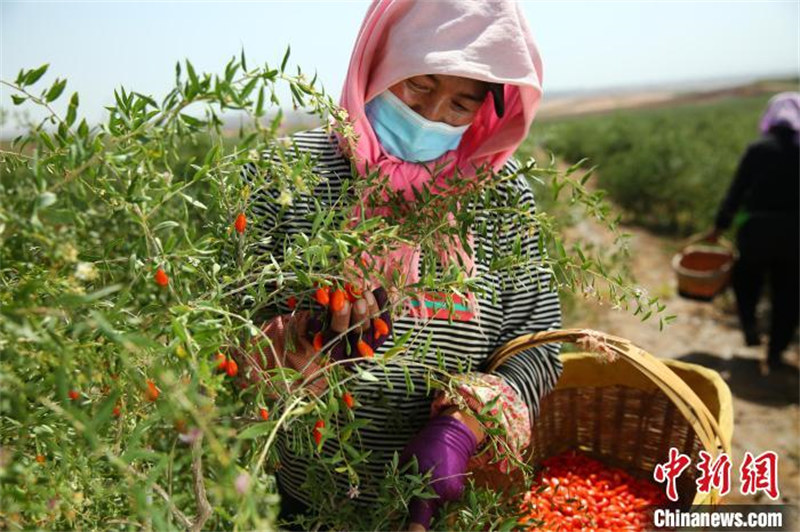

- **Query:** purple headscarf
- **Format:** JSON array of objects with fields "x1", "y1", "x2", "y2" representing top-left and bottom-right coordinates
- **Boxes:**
[{"x1": 759, "y1": 92, "x2": 800, "y2": 144}]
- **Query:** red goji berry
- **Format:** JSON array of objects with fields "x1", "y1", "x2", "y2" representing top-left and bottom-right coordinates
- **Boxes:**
[
  {"x1": 68, "y1": 390, "x2": 80, "y2": 401},
  {"x1": 313, "y1": 419, "x2": 324, "y2": 446},
  {"x1": 154, "y1": 268, "x2": 169, "y2": 287},
  {"x1": 226, "y1": 358, "x2": 238, "y2": 377},
  {"x1": 314, "y1": 287, "x2": 330, "y2": 307},
  {"x1": 259, "y1": 407, "x2": 269, "y2": 421},
  {"x1": 517, "y1": 450, "x2": 667, "y2": 532},
  {"x1": 234, "y1": 213, "x2": 246, "y2": 234},
  {"x1": 344, "y1": 283, "x2": 362, "y2": 303},
  {"x1": 287, "y1": 295, "x2": 298, "y2": 310},
  {"x1": 313, "y1": 332, "x2": 324, "y2": 352},
  {"x1": 330, "y1": 289, "x2": 345, "y2": 313},
  {"x1": 35, "y1": 454, "x2": 45, "y2": 464},
  {"x1": 215, "y1": 352, "x2": 228, "y2": 372},
  {"x1": 373, "y1": 317, "x2": 389, "y2": 339},
  {"x1": 112, "y1": 404, "x2": 121, "y2": 418},
  {"x1": 356, "y1": 340, "x2": 374, "y2": 358},
  {"x1": 342, "y1": 392, "x2": 355, "y2": 409},
  {"x1": 145, "y1": 379, "x2": 159, "y2": 402}
]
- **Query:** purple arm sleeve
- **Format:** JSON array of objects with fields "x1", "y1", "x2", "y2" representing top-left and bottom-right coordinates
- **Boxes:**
[{"x1": 400, "y1": 415, "x2": 478, "y2": 529}]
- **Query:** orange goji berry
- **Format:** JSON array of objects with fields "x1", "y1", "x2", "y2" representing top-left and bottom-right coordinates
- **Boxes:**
[
  {"x1": 342, "y1": 392, "x2": 355, "y2": 409},
  {"x1": 226, "y1": 358, "x2": 238, "y2": 377},
  {"x1": 68, "y1": 390, "x2": 80, "y2": 401},
  {"x1": 154, "y1": 268, "x2": 169, "y2": 287},
  {"x1": 356, "y1": 340, "x2": 374, "y2": 358},
  {"x1": 214, "y1": 352, "x2": 228, "y2": 372},
  {"x1": 234, "y1": 213, "x2": 246, "y2": 234},
  {"x1": 145, "y1": 379, "x2": 159, "y2": 402},
  {"x1": 330, "y1": 289, "x2": 345, "y2": 313},
  {"x1": 313, "y1": 332, "x2": 324, "y2": 352},
  {"x1": 314, "y1": 287, "x2": 330, "y2": 307},
  {"x1": 287, "y1": 295, "x2": 298, "y2": 310},
  {"x1": 373, "y1": 318, "x2": 389, "y2": 339},
  {"x1": 35, "y1": 454, "x2": 45, "y2": 464},
  {"x1": 259, "y1": 407, "x2": 269, "y2": 421},
  {"x1": 344, "y1": 283, "x2": 362, "y2": 303}
]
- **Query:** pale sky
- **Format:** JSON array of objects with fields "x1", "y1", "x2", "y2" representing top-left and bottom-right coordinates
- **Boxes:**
[{"x1": 2, "y1": 1, "x2": 798, "y2": 133}]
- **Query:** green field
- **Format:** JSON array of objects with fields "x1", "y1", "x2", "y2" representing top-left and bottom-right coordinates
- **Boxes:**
[{"x1": 523, "y1": 91, "x2": 783, "y2": 236}]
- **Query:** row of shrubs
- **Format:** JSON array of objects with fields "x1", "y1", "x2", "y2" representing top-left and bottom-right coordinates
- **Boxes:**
[{"x1": 527, "y1": 91, "x2": 780, "y2": 236}]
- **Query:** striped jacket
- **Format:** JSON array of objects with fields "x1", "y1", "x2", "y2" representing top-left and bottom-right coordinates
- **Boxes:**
[{"x1": 240, "y1": 126, "x2": 562, "y2": 505}]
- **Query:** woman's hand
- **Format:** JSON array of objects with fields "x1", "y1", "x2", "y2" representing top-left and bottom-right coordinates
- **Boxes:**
[
  {"x1": 306, "y1": 286, "x2": 393, "y2": 368},
  {"x1": 233, "y1": 310, "x2": 329, "y2": 395},
  {"x1": 232, "y1": 286, "x2": 393, "y2": 393}
]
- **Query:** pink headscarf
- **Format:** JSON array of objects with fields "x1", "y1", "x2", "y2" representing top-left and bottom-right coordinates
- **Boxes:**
[
  {"x1": 760, "y1": 92, "x2": 800, "y2": 145},
  {"x1": 334, "y1": 0, "x2": 544, "y2": 317}
]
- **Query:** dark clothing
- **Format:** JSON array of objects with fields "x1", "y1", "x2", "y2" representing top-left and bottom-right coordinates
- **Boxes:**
[
  {"x1": 276, "y1": 474, "x2": 310, "y2": 531},
  {"x1": 715, "y1": 125, "x2": 799, "y2": 231},
  {"x1": 715, "y1": 125, "x2": 800, "y2": 362},
  {"x1": 733, "y1": 219, "x2": 799, "y2": 362}
]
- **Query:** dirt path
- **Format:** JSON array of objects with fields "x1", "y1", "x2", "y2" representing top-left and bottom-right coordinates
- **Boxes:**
[{"x1": 545, "y1": 155, "x2": 800, "y2": 512}]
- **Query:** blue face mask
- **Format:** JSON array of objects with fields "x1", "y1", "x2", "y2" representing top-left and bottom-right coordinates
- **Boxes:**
[{"x1": 364, "y1": 90, "x2": 471, "y2": 163}]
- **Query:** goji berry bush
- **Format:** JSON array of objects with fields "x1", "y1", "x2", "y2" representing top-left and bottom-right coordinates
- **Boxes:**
[{"x1": 0, "y1": 48, "x2": 671, "y2": 530}]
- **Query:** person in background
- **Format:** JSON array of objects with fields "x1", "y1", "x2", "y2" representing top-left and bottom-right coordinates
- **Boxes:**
[
  {"x1": 237, "y1": 1, "x2": 562, "y2": 530},
  {"x1": 706, "y1": 92, "x2": 800, "y2": 373}
]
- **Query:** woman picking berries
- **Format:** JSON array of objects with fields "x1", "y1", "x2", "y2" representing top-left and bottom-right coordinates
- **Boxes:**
[{"x1": 237, "y1": 1, "x2": 562, "y2": 530}]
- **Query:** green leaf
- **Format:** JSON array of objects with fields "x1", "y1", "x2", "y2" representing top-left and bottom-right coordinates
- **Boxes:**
[
  {"x1": 255, "y1": 86, "x2": 265, "y2": 117},
  {"x1": 153, "y1": 221, "x2": 180, "y2": 232},
  {"x1": 186, "y1": 59, "x2": 199, "y2": 88},
  {"x1": 11, "y1": 94, "x2": 26, "y2": 105},
  {"x1": 356, "y1": 368, "x2": 379, "y2": 382},
  {"x1": 236, "y1": 421, "x2": 275, "y2": 440},
  {"x1": 497, "y1": 516, "x2": 519, "y2": 532},
  {"x1": 77, "y1": 119, "x2": 89, "y2": 139},
  {"x1": 65, "y1": 92, "x2": 79, "y2": 126},
  {"x1": 179, "y1": 192, "x2": 207, "y2": 210},
  {"x1": 70, "y1": 284, "x2": 123, "y2": 304},
  {"x1": 280, "y1": 45, "x2": 291, "y2": 73},
  {"x1": 44, "y1": 78, "x2": 67, "y2": 102},
  {"x1": 23, "y1": 64, "x2": 49, "y2": 86},
  {"x1": 38, "y1": 191, "x2": 57, "y2": 208},
  {"x1": 402, "y1": 365, "x2": 414, "y2": 395}
]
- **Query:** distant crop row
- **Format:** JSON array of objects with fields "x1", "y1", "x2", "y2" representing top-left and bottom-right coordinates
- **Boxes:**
[{"x1": 529, "y1": 93, "x2": 776, "y2": 236}]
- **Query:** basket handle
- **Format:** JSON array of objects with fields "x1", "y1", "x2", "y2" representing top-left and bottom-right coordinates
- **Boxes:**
[
  {"x1": 683, "y1": 231, "x2": 734, "y2": 250},
  {"x1": 487, "y1": 328, "x2": 731, "y2": 457}
]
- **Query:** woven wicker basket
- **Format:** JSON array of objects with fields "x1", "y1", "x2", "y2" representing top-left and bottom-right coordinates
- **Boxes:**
[
  {"x1": 672, "y1": 240, "x2": 737, "y2": 302},
  {"x1": 480, "y1": 328, "x2": 733, "y2": 509}
]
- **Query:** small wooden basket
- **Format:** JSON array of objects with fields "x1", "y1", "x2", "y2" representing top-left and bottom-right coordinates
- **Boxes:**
[
  {"x1": 482, "y1": 328, "x2": 733, "y2": 509},
  {"x1": 672, "y1": 240, "x2": 737, "y2": 301}
]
